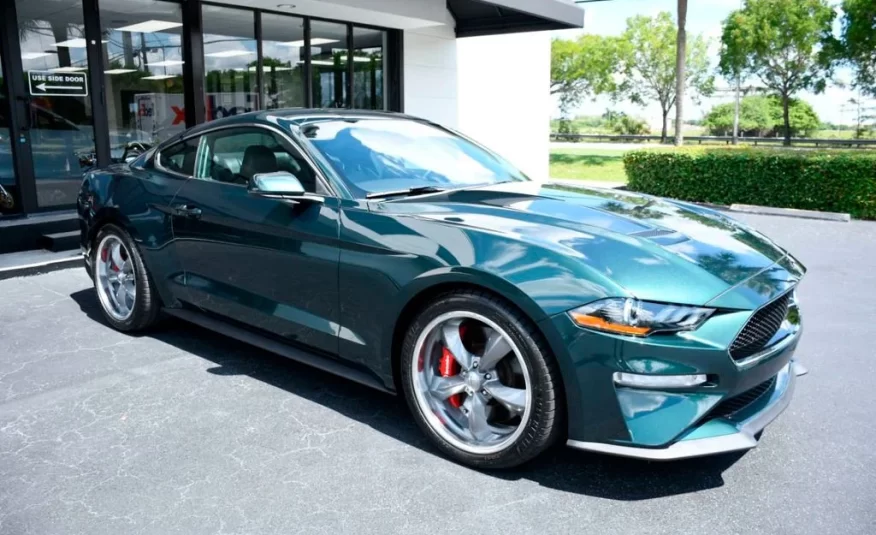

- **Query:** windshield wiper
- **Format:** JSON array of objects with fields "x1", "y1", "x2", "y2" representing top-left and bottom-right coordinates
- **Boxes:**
[{"x1": 366, "y1": 186, "x2": 445, "y2": 199}]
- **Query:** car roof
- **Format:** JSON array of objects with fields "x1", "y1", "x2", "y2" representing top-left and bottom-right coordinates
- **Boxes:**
[{"x1": 177, "y1": 108, "x2": 425, "y2": 139}]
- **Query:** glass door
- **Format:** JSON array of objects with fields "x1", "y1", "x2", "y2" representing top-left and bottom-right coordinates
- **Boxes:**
[
  {"x1": 16, "y1": 0, "x2": 96, "y2": 209},
  {"x1": 0, "y1": 53, "x2": 21, "y2": 215}
]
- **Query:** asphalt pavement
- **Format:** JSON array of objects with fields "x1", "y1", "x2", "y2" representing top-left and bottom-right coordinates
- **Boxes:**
[{"x1": 1, "y1": 213, "x2": 874, "y2": 535}]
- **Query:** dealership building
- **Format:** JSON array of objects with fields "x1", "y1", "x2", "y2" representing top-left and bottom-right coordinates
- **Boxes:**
[{"x1": 0, "y1": 0, "x2": 584, "y2": 254}]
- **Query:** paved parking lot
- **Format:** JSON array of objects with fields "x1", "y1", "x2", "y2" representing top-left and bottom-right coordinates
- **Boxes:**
[{"x1": 1, "y1": 213, "x2": 875, "y2": 535}]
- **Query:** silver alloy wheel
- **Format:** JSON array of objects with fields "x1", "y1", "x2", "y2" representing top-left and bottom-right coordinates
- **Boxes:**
[
  {"x1": 95, "y1": 235, "x2": 137, "y2": 321},
  {"x1": 411, "y1": 311, "x2": 533, "y2": 455}
]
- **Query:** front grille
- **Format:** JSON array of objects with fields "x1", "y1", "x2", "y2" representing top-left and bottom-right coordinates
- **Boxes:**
[
  {"x1": 729, "y1": 292, "x2": 792, "y2": 361},
  {"x1": 709, "y1": 376, "x2": 777, "y2": 420}
]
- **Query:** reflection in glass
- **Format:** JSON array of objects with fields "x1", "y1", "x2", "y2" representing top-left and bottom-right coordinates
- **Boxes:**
[
  {"x1": 352, "y1": 27, "x2": 385, "y2": 110},
  {"x1": 311, "y1": 21, "x2": 349, "y2": 108},
  {"x1": 203, "y1": 5, "x2": 257, "y2": 121},
  {"x1": 17, "y1": 0, "x2": 95, "y2": 208},
  {"x1": 260, "y1": 13, "x2": 305, "y2": 110},
  {"x1": 0, "y1": 54, "x2": 19, "y2": 215},
  {"x1": 100, "y1": 0, "x2": 184, "y2": 152}
]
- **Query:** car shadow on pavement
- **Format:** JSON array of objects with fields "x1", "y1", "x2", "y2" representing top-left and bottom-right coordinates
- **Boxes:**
[{"x1": 71, "y1": 288, "x2": 746, "y2": 501}]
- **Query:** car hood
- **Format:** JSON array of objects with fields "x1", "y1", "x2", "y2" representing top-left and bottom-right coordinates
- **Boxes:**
[{"x1": 382, "y1": 181, "x2": 805, "y2": 308}]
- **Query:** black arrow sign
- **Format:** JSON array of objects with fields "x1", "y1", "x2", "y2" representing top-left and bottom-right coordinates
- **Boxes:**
[{"x1": 28, "y1": 70, "x2": 88, "y2": 97}]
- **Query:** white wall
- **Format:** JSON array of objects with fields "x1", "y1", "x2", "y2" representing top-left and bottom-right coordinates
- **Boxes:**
[
  {"x1": 402, "y1": 15, "x2": 459, "y2": 128},
  {"x1": 456, "y1": 33, "x2": 552, "y2": 181}
]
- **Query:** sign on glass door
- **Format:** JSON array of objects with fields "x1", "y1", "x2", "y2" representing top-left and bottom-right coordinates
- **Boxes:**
[{"x1": 27, "y1": 71, "x2": 88, "y2": 97}]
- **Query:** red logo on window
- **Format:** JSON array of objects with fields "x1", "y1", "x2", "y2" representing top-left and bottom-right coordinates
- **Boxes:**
[{"x1": 171, "y1": 106, "x2": 185, "y2": 125}]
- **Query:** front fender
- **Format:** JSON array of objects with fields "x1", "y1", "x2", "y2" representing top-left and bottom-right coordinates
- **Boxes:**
[
  {"x1": 78, "y1": 167, "x2": 186, "y2": 306},
  {"x1": 383, "y1": 267, "x2": 588, "y2": 429}
]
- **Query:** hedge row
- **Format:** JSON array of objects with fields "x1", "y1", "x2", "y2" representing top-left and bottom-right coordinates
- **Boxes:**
[{"x1": 623, "y1": 148, "x2": 876, "y2": 219}]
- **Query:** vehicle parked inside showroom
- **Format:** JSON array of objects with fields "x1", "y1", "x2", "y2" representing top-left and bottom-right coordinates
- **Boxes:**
[{"x1": 77, "y1": 109, "x2": 805, "y2": 468}]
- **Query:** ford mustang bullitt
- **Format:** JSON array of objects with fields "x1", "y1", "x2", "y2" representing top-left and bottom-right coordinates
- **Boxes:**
[{"x1": 78, "y1": 109, "x2": 805, "y2": 468}]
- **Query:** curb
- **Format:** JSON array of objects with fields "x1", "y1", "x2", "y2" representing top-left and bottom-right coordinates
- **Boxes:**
[
  {"x1": 729, "y1": 204, "x2": 850, "y2": 222},
  {"x1": 0, "y1": 255, "x2": 82, "y2": 281}
]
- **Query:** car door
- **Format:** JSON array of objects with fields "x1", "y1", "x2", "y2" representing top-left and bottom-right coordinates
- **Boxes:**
[{"x1": 170, "y1": 125, "x2": 341, "y2": 356}]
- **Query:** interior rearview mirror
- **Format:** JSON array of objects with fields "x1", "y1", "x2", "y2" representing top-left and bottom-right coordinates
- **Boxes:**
[{"x1": 247, "y1": 172, "x2": 323, "y2": 203}]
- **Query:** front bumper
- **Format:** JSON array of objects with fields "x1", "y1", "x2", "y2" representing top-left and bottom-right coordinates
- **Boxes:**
[
  {"x1": 543, "y1": 287, "x2": 803, "y2": 461},
  {"x1": 567, "y1": 359, "x2": 801, "y2": 460}
]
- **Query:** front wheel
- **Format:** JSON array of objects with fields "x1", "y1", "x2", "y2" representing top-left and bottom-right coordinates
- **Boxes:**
[{"x1": 401, "y1": 291, "x2": 565, "y2": 469}]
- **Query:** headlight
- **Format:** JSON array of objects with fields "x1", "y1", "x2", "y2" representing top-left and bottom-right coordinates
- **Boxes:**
[{"x1": 569, "y1": 298, "x2": 714, "y2": 337}]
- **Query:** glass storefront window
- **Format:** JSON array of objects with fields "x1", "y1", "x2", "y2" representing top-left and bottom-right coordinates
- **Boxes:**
[
  {"x1": 100, "y1": 0, "x2": 184, "y2": 153},
  {"x1": 351, "y1": 27, "x2": 385, "y2": 110},
  {"x1": 311, "y1": 21, "x2": 349, "y2": 108},
  {"x1": 260, "y1": 13, "x2": 306, "y2": 110},
  {"x1": 0, "y1": 54, "x2": 18, "y2": 215},
  {"x1": 202, "y1": 5, "x2": 257, "y2": 121},
  {"x1": 17, "y1": 0, "x2": 95, "y2": 208}
]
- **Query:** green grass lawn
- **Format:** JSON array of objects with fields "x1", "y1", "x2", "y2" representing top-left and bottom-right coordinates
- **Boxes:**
[{"x1": 549, "y1": 148, "x2": 631, "y2": 182}]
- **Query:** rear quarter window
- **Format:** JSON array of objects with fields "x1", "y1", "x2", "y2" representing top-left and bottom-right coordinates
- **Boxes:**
[{"x1": 157, "y1": 138, "x2": 199, "y2": 176}]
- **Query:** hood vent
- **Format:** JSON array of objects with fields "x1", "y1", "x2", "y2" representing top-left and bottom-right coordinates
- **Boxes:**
[{"x1": 630, "y1": 228, "x2": 677, "y2": 238}]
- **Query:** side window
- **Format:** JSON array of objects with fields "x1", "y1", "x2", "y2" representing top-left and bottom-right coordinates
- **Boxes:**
[
  {"x1": 157, "y1": 138, "x2": 199, "y2": 176},
  {"x1": 195, "y1": 127, "x2": 320, "y2": 193}
]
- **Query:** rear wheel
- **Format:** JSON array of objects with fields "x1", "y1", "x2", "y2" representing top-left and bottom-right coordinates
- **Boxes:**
[
  {"x1": 92, "y1": 224, "x2": 161, "y2": 332},
  {"x1": 401, "y1": 291, "x2": 564, "y2": 469}
]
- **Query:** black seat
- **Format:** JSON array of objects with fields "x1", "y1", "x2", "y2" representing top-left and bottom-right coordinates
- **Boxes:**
[{"x1": 236, "y1": 145, "x2": 278, "y2": 184}]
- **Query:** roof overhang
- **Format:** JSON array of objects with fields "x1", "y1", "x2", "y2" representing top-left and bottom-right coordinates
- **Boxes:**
[{"x1": 448, "y1": 0, "x2": 586, "y2": 37}]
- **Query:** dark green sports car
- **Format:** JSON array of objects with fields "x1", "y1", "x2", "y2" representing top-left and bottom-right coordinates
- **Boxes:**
[{"x1": 78, "y1": 109, "x2": 805, "y2": 468}]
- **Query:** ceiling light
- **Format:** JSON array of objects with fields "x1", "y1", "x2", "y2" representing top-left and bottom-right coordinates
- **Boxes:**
[
  {"x1": 205, "y1": 50, "x2": 255, "y2": 58},
  {"x1": 52, "y1": 38, "x2": 108, "y2": 48},
  {"x1": 104, "y1": 68, "x2": 137, "y2": 74},
  {"x1": 141, "y1": 74, "x2": 177, "y2": 80},
  {"x1": 277, "y1": 4, "x2": 297, "y2": 9},
  {"x1": 148, "y1": 60, "x2": 184, "y2": 67},
  {"x1": 115, "y1": 20, "x2": 183, "y2": 33},
  {"x1": 352, "y1": 56, "x2": 372, "y2": 62},
  {"x1": 49, "y1": 66, "x2": 88, "y2": 72},
  {"x1": 308, "y1": 60, "x2": 338, "y2": 66},
  {"x1": 281, "y1": 38, "x2": 337, "y2": 47},
  {"x1": 22, "y1": 52, "x2": 52, "y2": 60},
  {"x1": 238, "y1": 66, "x2": 293, "y2": 72},
  {"x1": 53, "y1": 38, "x2": 88, "y2": 48}
]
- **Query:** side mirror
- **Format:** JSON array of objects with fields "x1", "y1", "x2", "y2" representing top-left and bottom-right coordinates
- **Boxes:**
[{"x1": 247, "y1": 171, "x2": 323, "y2": 203}]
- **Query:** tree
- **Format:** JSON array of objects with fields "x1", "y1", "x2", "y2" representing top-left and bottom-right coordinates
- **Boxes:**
[
  {"x1": 550, "y1": 35, "x2": 621, "y2": 117},
  {"x1": 719, "y1": 0, "x2": 836, "y2": 146},
  {"x1": 702, "y1": 95, "x2": 819, "y2": 137},
  {"x1": 843, "y1": 95, "x2": 876, "y2": 138},
  {"x1": 778, "y1": 97, "x2": 820, "y2": 137},
  {"x1": 674, "y1": 0, "x2": 688, "y2": 146},
  {"x1": 838, "y1": 0, "x2": 876, "y2": 97},
  {"x1": 703, "y1": 95, "x2": 774, "y2": 136},
  {"x1": 617, "y1": 12, "x2": 714, "y2": 143},
  {"x1": 607, "y1": 112, "x2": 651, "y2": 135}
]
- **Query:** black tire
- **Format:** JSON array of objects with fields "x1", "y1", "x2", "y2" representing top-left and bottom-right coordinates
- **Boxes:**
[
  {"x1": 400, "y1": 290, "x2": 565, "y2": 469},
  {"x1": 91, "y1": 224, "x2": 162, "y2": 332}
]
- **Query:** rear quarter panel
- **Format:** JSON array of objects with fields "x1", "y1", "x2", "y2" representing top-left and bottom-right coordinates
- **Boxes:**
[{"x1": 79, "y1": 165, "x2": 186, "y2": 305}]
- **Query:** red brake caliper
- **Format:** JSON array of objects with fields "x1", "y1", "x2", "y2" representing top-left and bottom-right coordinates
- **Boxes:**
[{"x1": 439, "y1": 326, "x2": 465, "y2": 408}]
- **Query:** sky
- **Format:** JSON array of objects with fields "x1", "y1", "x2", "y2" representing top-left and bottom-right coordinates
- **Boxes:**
[{"x1": 551, "y1": 0, "x2": 864, "y2": 127}]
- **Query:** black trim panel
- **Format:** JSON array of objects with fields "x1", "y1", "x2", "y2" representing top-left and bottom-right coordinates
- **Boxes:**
[
  {"x1": 448, "y1": 0, "x2": 581, "y2": 37},
  {"x1": 164, "y1": 308, "x2": 393, "y2": 393},
  {"x1": 83, "y1": 0, "x2": 111, "y2": 168},
  {"x1": 183, "y1": 0, "x2": 206, "y2": 127}
]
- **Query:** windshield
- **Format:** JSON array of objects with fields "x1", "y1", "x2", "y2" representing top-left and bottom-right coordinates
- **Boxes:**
[{"x1": 295, "y1": 118, "x2": 528, "y2": 197}]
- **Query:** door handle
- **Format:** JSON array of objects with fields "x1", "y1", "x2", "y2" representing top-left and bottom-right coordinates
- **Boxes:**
[{"x1": 173, "y1": 204, "x2": 202, "y2": 218}]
